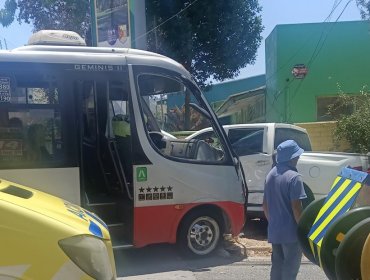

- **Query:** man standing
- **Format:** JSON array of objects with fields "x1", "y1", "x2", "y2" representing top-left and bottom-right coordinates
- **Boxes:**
[{"x1": 263, "y1": 140, "x2": 307, "y2": 280}]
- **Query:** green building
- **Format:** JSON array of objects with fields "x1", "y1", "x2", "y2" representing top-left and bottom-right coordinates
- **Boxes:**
[
  {"x1": 204, "y1": 74, "x2": 265, "y2": 109},
  {"x1": 158, "y1": 20, "x2": 370, "y2": 126},
  {"x1": 265, "y1": 20, "x2": 370, "y2": 123}
]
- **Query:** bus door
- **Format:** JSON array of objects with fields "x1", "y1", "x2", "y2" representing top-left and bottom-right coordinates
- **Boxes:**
[
  {"x1": 75, "y1": 71, "x2": 135, "y2": 246},
  {"x1": 127, "y1": 65, "x2": 245, "y2": 255}
]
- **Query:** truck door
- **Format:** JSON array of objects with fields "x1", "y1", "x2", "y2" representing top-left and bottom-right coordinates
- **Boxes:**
[{"x1": 228, "y1": 127, "x2": 272, "y2": 209}]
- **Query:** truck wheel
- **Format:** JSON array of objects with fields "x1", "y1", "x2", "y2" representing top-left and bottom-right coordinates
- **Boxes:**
[{"x1": 178, "y1": 210, "x2": 222, "y2": 256}]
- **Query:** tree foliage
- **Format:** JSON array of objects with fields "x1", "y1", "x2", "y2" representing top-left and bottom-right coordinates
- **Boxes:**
[
  {"x1": 0, "y1": 0, "x2": 16, "y2": 27},
  {"x1": 356, "y1": 0, "x2": 370, "y2": 19},
  {"x1": 328, "y1": 90, "x2": 370, "y2": 153},
  {"x1": 146, "y1": 0, "x2": 263, "y2": 86},
  {"x1": 1, "y1": 0, "x2": 263, "y2": 86},
  {"x1": 0, "y1": 0, "x2": 90, "y2": 38}
]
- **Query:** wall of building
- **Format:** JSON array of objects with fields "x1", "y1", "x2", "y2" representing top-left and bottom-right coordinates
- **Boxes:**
[
  {"x1": 167, "y1": 75, "x2": 265, "y2": 112},
  {"x1": 266, "y1": 21, "x2": 370, "y2": 123},
  {"x1": 204, "y1": 74, "x2": 265, "y2": 106},
  {"x1": 295, "y1": 121, "x2": 351, "y2": 152}
]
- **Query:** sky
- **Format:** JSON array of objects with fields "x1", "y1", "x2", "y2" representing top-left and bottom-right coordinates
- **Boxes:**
[{"x1": 0, "y1": 0, "x2": 363, "y2": 79}]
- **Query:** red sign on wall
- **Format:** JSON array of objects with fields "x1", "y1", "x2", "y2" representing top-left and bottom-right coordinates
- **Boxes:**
[{"x1": 292, "y1": 64, "x2": 308, "y2": 79}]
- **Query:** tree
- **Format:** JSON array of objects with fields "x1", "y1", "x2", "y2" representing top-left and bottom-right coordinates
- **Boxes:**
[
  {"x1": 328, "y1": 90, "x2": 370, "y2": 153},
  {"x1": 356, "y1": 0, "x2": 370, "y2": 19},
  {"x1": 146, "y1": 0, "x2": 263, "y2": 87},
  {"x1": 0, "y1": 0, "x2": 90, "y2": 38}
]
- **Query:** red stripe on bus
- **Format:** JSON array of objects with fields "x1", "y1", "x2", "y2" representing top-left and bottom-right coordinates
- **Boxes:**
[{"x1": 133, "y1": 201, "x2": 245, "y2": 248}]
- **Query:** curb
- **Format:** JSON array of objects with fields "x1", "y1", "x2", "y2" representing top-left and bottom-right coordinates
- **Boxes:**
[
  {"x1": 245, "y1": 246, "x2": 272, "y2": 251},
  {"x1": 223, "y1": 240, "x2": 272, "y2": 258}
]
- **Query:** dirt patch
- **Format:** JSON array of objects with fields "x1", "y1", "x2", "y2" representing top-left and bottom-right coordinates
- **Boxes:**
[{"x1": 224, "y1": 218, "x2": 272, "y2": 258}]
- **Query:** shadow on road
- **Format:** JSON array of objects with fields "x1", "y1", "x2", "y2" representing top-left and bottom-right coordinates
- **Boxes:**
[
  {"x1": 114, "y1": 219, "x2": 268, "y2": 277},
  {"x1": 115, "y1": 243, "x2": 245, "y2": 277}
]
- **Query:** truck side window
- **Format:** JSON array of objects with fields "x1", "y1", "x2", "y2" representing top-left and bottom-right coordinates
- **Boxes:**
[{"x1": 229, "y1": 128, "x2": 264, "y2": 156}]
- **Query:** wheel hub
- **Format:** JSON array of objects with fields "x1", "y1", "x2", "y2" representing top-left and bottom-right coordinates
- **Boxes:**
[{"x1": 190, "y1": 223, "x2": 214, "y2": 247}]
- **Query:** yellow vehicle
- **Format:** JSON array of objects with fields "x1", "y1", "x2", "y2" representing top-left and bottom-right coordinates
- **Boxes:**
[{"x1": 0, "y1": 178, "x2": 116, "y2": 280}]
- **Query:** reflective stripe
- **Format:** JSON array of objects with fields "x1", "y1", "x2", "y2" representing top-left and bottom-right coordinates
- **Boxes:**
[
  {"x1": 307, "y1": 167, "x2": 368, "y2": 265},
  {"x1": 308, "y1": 180, "x2": 361, "y2": 244},
  {"x1": 0, "y1": 265, "x2": 30, "y2": 278},
  {"x1": 89, "y1": 220, "x2": 103, "y2": 238},
  {"x1": 309, "y1": 178, "x2": 351, "y2": 237},
  {"x1": 52, "y1": 260, "x2": 85, "y2": 280}
]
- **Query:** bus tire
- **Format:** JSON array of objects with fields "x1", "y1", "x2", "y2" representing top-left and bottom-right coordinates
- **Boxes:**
[{"x1": 178, "y1": 210, "x2": 222, "y2": 257}]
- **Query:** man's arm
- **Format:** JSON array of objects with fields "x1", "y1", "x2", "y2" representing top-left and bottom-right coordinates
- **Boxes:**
[{"x1": 291, "y1": 199, "x2": 303, "y2": 223}]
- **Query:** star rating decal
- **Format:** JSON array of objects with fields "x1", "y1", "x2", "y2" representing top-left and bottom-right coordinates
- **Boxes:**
[{"x1": 137, "y1": 185, "x2": 174, "y2": 201}]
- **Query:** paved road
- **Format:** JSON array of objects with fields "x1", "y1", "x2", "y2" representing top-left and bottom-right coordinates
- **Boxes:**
[
  {"x1": 115, "y1": 219, "x2": 327, "y2": 279},
  {"x1": 114, "y1": 244, "x2": 327, "y2": 280}
]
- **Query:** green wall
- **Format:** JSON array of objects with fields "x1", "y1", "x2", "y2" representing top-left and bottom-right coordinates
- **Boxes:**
[{"x1": 266, "y1": 20, "x2": 370, "y2": 123}]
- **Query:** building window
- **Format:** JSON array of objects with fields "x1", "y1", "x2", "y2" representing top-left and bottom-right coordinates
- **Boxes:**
[{"x1": 317, "y1": 96, "x2": 353, "y2": 121}]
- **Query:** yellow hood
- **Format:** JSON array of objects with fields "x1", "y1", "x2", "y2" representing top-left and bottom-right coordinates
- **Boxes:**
[{"x1": 0, "y1": 178, "x2": 110, "y2": 240}]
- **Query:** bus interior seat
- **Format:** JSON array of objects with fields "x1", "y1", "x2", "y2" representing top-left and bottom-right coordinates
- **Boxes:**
[
  {"x1": 27, "y1": 123, "x2": 50, "y2": 161},
  {"x1": 195, "y1": 140, "x2": 217, "y2": 161}
]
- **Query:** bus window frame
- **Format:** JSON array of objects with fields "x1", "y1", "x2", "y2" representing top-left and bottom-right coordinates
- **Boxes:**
[
  {"x1": 131, "y1": 65, "x2": 234, "y2": 166},
  {"x1": 0, "y1": 62, "x2": 80, "y2": 169}
]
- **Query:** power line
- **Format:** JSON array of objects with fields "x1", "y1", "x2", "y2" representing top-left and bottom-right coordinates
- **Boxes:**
[
  {"x1": 307, "y1": 0, "x2": 352, "y2": 67},
  {"x1": 265, "y1": 0, "x2": 345, "y2": 85},
  {"x1": 286, "y1": 0, "x2": 354, "y2": 122},
  {"x1": 268, "y1": 0, "x2": 354, "y2": 122}
]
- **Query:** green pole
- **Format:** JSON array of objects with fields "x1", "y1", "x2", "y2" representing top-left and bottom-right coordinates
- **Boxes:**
[{"x1": 90, "y1": 0, "x2": 98, "y2": 46}]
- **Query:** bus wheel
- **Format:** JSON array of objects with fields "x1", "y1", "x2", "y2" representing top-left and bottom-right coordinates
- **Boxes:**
[{"x1": 178, "y1": 211, "x2": 222, "y2": 256}]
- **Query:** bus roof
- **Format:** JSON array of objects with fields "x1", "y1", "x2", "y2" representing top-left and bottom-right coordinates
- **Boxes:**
[{"x1": 0, "y1": 44, "x2": 191, "y2": 80}]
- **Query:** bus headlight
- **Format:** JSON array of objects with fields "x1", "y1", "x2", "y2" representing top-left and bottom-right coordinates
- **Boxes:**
[{"x1": 59, "y1": 235, "x2": 114, "y2": 280}]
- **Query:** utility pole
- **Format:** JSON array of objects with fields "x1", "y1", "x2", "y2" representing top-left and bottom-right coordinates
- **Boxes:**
[{"x1": 131, "y1": 0, "x2": 146, "y2": 50}]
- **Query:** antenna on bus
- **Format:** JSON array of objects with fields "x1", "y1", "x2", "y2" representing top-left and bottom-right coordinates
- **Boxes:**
[{"x1": 28, "y1": 30, "x2": 87, "y2": 47}]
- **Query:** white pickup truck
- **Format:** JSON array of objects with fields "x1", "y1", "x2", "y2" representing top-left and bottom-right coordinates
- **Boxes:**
[{"x1": 187, "y1": 123, "x2": 370, "y2": 218}]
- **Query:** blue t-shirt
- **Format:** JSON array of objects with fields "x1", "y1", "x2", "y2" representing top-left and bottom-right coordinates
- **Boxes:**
[{"x1": 263, "y1": 163, "x2": 307, "y2": 244}]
